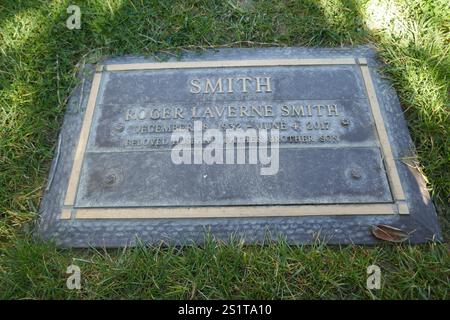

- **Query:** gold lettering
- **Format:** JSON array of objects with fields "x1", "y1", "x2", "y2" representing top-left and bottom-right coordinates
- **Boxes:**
[
  {"x1": 240, "y1": 106, "x2": 249, "y2": 117},
  {"x1": 190, "y1": 79, "x2": 201, "y2": 94},
  {"x1": 175, "y1": 107, "x2": 184, "y2": 119},
  {"x1": 255, "y1": 76, "x2": 272, "y2": 93},
  {"x1": 226, "y1": 78, "x2": 233, "y2": 93},
  {"x1": 314, "y1": 105, "x2": 324, "y2": 117},
  {"x1": 190, "y1": 76, "x2": 274, "y2": 94},
  {"x1": 293, "y1": 105, "x2": 305, "y2": 117},
  {"x1": 236, "y1": 77, "x2": 252, "y2": 92},
  {"x1": 327, "y1": 104, "x2": 339, "y2": 116},
  {"x1": 281, "y1": 105, "x2": 290, "y2": 116},
  {"x1": 204, "y1": 107, "x2": 214, "y2": 117},
  {"x1": 125, "y1": 109, "x2": 136, "y2": 121},
  {"x1": 228, "y1": 106, "x2": 237, "y2": 117},
  {"x1": 205, "y1": 78, "x2": 224, "y2": 94}
]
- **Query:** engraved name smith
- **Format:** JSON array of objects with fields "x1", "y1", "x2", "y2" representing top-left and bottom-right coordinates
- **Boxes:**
[
  {"x1": 121, "y1": 75, "x2": 342, "y2": 148},
  {"x1": 190, "y1": 76, "x2": 272, "y2": 94},
  {"x1": 124, "y1": 75, "x2": 339, "y2": 121}
]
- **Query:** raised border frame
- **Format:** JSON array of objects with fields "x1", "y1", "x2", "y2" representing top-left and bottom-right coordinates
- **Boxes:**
[
  {"x1": 37, "y1": 47, "x2": 440, "y2": 246},
  {"x1": 60, "y1": 57, "x2": 408, "y2": 220}
]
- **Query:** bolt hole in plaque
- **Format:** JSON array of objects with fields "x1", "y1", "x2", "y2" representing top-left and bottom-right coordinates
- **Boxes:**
[{"x1": 59, "y1": 57, "x2": 408, "y2": 221}]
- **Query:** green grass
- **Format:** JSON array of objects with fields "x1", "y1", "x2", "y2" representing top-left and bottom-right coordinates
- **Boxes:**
[
  {"x1": 1, "y1": 238, "x2": 449, "y2": 299},
  {"x1": 0, "y1": 0, "x2": 449, "y2": 299}
]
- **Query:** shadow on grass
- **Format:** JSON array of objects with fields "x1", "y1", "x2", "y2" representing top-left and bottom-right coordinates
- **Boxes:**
[
  {"x1": 0, "y1": 0, "x2": 448, "y2": 299},
  {"x1": 0, "y1": 0, "x2": 370, "y2": 240}
]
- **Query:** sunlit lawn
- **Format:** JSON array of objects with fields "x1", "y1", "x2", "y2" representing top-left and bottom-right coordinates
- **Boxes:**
[{"x1": 0, "y1": 0, "x2": 448, "y2": 299}]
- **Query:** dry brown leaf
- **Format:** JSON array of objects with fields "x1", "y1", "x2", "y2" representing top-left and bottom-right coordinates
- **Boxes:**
[{"x1": 371, "y1": 224, "x2": 409, "y2": 243}]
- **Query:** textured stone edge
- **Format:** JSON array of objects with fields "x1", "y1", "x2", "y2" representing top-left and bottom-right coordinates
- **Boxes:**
[{"x1": 35, "y1": 46, "x2": 441, "y2": 247}]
